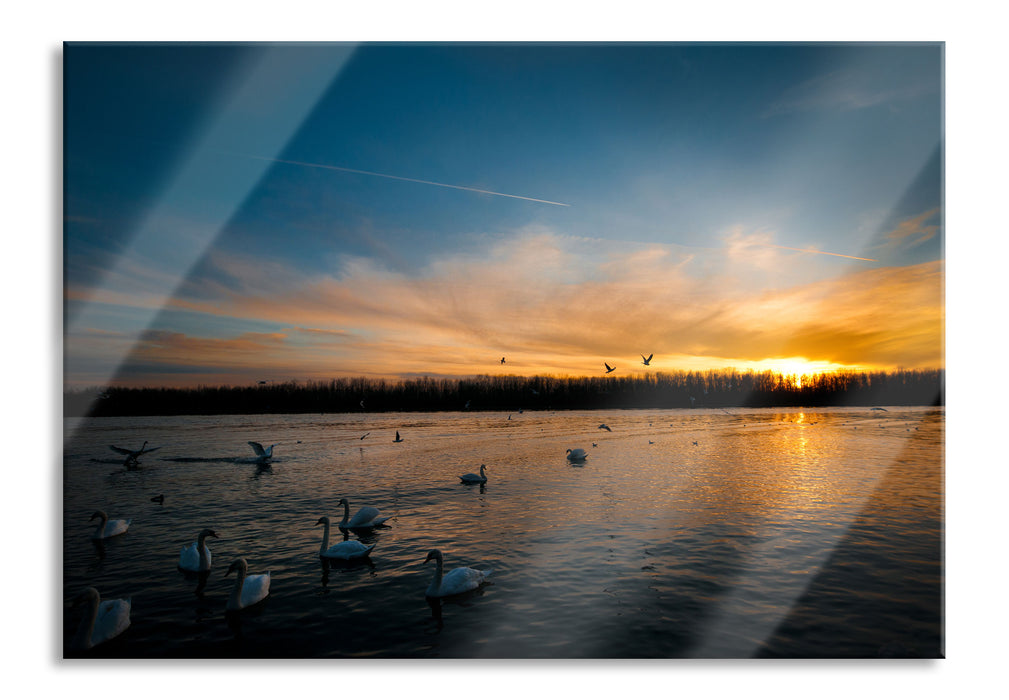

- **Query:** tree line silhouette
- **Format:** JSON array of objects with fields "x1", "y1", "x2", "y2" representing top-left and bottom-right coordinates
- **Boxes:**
[{"x1": 64, "y1": 368, "x2": 944, "y2": 417}]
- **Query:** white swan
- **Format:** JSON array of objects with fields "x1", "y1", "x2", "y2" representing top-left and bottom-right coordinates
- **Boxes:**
[
  {"x1": 337, "y1": 497, "x2": 391, "y2": 529},
  {"x1": 424, "y1": 549, "x2": 492, "y2": 598},
  {"x1": 89, "y1": 510, "x2": 131, "y2": 540},
  {"x1": 459, "y1": 464, "x2": 488, "y2": 484},
  {"x1": 225, "y1": 558, "x2": 271, "y2": 610},
  {"x1": 71, "y1": 587, "x2": 131, "y2": 650},
  {"x1": 566, "y1": 448, "x2": 588, "y2": 461},
  {"x1": 316, "y1": 517, "x2": 375, "y2": 560},
  {"x1": 248, "y1": 441, "x2": 277, "y2": 460},
  {"x1": 178, "y1": 528, "x2": 219, "y2": 572}
]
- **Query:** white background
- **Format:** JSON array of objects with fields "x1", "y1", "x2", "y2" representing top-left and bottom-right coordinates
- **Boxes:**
[{"x1": 6, "y1": 1, "x2": 1001, "y2": 697}]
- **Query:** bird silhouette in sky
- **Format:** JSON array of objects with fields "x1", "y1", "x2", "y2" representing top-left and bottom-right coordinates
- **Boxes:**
[
  {"x1": 641, "y1": 353, "x2": 653, "y2": 366},
  {"x1": 604, "y1": 363, "x2": 616, "y2": 374}
]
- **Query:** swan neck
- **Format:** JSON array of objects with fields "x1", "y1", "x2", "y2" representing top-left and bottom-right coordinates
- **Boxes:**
[
  {"x1": 228, "y1": 567, "x2": 246, "y2": 608},
  {"x1": 320, "y1": 520, "x2": 330, "y2": 553},
  {"x1": 341, "y1": 501, "x2": 350, "y2": 524},
  {"x1": 197, "y1": 534, "x2": 209, "y2": 569},
  {"x1": 72, "y1": 594, "x2": 99, "y2": 650},
  {"x1": 431, "y1": 556, "x2": 444, "y2": 589}
]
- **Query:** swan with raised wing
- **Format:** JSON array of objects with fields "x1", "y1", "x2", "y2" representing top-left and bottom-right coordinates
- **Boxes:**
[
  {"x1": 224, "y1": 558, "x2": 271, "y2": 610},
  {"x1": 109, "y1": 441, "x2": 159, "y2": 467},
  {"x1": 70, "y1": 587, "x2": 131, "y2": 650},
  {"x1": 459, "y1": 464, "x2": 488, "y2": 484},
  {"x1": 248, "y1": 441, "x2": 277, "y2": 461},
  {"x1": 178, "y1": 528, "x2": 219, "y2": 572},
  {"x1": 424, "y1": 549, "x2": 493, "y2": 598},
  {"x1": 89, "y1": 510, "x2": 130, "y2": 540},
  {"x1": 337, "y1": 497, "x2": 391, "y2": 529},
  {"x1": 316, "y1": 517, "x2": 375, "y2": 560}
]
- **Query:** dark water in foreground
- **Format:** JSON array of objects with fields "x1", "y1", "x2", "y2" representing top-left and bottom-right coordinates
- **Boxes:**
[{"x1": 62, "y1": 407, "x2": 943, "y2": 658}]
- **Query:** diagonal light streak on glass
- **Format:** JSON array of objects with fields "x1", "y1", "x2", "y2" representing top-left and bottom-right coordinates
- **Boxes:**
[{"x1": 65, "y1": 44, "x2": 357, "y2": 395}]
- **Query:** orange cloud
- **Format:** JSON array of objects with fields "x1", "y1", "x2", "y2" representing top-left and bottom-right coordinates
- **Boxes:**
[
  {"x1": 67, "y1": 229, "x2": 943, "y2": 386},
  {"x1": 880, "y1": 208, "x2": 941, "y2": 250}
]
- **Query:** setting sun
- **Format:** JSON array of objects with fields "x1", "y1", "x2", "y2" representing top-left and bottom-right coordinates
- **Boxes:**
[{"x1": 737, "y1": 357, "x2": 857, "y2": 387}]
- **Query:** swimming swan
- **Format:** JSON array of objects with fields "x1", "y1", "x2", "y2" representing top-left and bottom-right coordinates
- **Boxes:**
[
  {"x1": 248, "y1": 441, "x2": 277, "y2": 460},
  {"x1": 89, "y1": 510, "x2": 131, "y2": 540},
  {"x1": 566, "y1": 448, "x2": 588, "y2": 461},
  {"x1": 316, "y1": 517, "x2": 375, "y2": 559},
  {"x1": 337, "y1": 497, "x2": 391, "y2": 529},
  {"x1": 424, "y1": 549, "x2": 492, "y2": 598},
  {"x1": 224, "y1": 558, "x2": 271, "y2": 610},
  {"x1": 71, "y1": 587, "x2": 131, "y2": 650},
  {"x1": 459, "y1": 464, "x2": 488, "y2": 484},
  {"x1": 178, "y1": 528, "x2": 219, "y2": 572}
]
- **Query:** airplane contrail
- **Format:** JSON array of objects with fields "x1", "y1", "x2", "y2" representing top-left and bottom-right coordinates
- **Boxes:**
[
  {"x1": 245, "y1": 155, "x2": 571, "y2": 207},
  {"x1": 760, "y1": 243, "x2": 877, "y2": 262}
]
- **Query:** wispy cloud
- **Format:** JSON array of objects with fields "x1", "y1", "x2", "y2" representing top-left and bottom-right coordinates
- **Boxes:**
[
  {"x1": 878, "y1": 207, "x2": 941, "y2": 250},
  {"x1": 762, "y1": 69, "x2": 937, "y2": 118}
]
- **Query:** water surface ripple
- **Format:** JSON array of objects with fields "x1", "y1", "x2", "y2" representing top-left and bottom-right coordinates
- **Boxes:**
[{"x1": 63, "y1": 407, "x2": 943, "y2": 658}]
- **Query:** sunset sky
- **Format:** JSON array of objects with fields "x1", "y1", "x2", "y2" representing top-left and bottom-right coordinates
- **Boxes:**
[{"x1": 64, "y1": 42, "x2": 943, "y2": 388}]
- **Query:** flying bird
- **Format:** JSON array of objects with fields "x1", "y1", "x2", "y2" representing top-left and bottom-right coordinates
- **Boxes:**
[
  {"x1": 598, "y1": 424, "x2": 612, "y2": 432},
  {"x1": 500, "y1": 357, "x2": 506, "y2": 364},
  {"x1": 393, "y1": 431, "x2": 404, "y2": 443},
  {"x1": 109, "y1": 441, "x2": 159, "y2": 467},
  {"x1": 360, "y1": 432, "x2": 370, "y2": 440},
  {"x1": 604, "y1": 363, "x2": 616, "y2": 374},
  {"x1": 248, "y1": 441, "x2": 277, "y2": 460},
  {"x1": 641, "y1": 353, "x2": 653, "y2": 366},
  {"x1": 150, "y1": 494, "x2": 164, "y2": 504}
]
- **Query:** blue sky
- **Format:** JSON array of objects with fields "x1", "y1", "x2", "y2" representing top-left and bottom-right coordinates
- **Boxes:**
[{"x1": 64, "y1": 42, "x2": 943, "y2": 386}]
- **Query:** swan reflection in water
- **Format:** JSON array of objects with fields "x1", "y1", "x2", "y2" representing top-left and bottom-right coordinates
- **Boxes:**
[
  {"x1": 179, "y1": 569, "x2": 211, "y2": 596},
  {"x1": 425, "y1": 582, "x2": 494, "y2": 633},
  {"x1": 427, "y1": 597, "x2": 444, "y2": 632},
  {"x1": 319, "y1": 553, "x2": 376, "y2": 588}
]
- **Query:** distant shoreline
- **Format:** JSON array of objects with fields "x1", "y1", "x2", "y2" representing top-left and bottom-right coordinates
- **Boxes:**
[{"x1": 64, "y1": 369, "x2": 944, "y2": 418}]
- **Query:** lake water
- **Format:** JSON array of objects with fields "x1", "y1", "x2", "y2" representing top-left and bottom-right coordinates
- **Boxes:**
[{"x1": 62, "y1": 407, "x2": 943, "y2": 658}]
